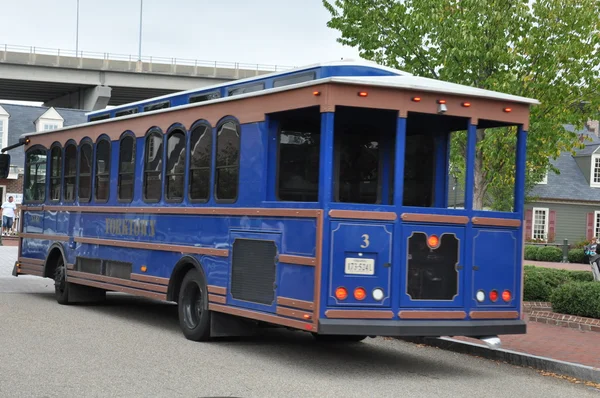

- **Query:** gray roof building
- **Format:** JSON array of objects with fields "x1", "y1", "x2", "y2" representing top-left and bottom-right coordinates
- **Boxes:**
[
  {"x1": 0, "y1": 103, "x2": 87, "y2": 170},
  {"x1": 529, "y1": 125, "x2": 600, "y2": 204}
]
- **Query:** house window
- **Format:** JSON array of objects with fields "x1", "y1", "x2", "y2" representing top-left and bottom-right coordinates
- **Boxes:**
[
  {"x1": 532, "y1": 207, "x2": 549, "y2": 240},
  {"x1": 595, "y1": 211, "x2": 600, "y2": 240},
  {"x1": 592, "y1": 155, "x2": 600, "y2": 187},
  {"x1": 43, "y1": 124, "x2": 59, "y2": 131},
  {"x1": 538, "y1": 170, "x2": 548, "y2": 184}
]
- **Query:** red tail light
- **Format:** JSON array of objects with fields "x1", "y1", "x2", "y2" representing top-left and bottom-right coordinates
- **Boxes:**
[
  {"x1": 335, "y1": 287, "x2": 348, "y2": 300},
  {"x1": 502, "y1": 290, "x2": 512, "y2": 302},
  {"x1": 489, "y1": 290, "x2": 498, "y2": 302},
  {"x1": 354, "y1": 287, "x2": 366, "y2": 301}
]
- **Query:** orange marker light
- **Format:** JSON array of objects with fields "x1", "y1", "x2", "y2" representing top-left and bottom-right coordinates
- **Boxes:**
[
  {"x1": 335, "y1": 287, "x2": 348, "y2": 300},
  {"x1": 411, "y1": 97, "x2": 422, "y2": 102},
  {"x1": 303, "y1": 314, "x2": 311, "y2": 320},
  {"x1": 140, "y1": 265, "x2": 147, "y2": 272},
  {"x1": 502, "y1": 290, "x2": 512, "y2": 302},
  {"x1": 490, "y1": 290, "x2": 498, "y2": 302},
  {"x1": 354, "y1": 287, "x2": 366, "y2": 301},
  {"x1": 358, "y1": 91, "x2": 368, "y2": 97},
  {"x1": 313, "y1": 91, "x2": 321, "y2": 96},
  {"x1": 462, "y1": 102, "x2": 471, "y2": 107},
  {"x1": 503, "y1": 107, "x2": 512, "y2": 113},
  {"x1": 437, "y1": 99, "x2": 447, "y2": 104},
  {"x1": 427, "y1": 235, "x2": 439, "y2": 248}
]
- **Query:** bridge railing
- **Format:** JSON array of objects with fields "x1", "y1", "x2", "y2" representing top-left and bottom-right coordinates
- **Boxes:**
[{"x1": 0, "y1": 43, "x2": 296, "y2": 79}]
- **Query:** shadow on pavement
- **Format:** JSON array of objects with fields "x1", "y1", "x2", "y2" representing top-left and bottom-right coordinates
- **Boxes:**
[{"x1": 27, "y1": 291, "x2": 478, "y2": 379}]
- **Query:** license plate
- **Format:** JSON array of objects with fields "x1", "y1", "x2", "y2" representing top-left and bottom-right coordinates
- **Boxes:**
[{"x1": 345, "y1": 258, "x2": 375, "y2": 275}]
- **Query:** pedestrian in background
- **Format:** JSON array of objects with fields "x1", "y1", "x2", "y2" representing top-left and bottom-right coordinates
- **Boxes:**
[{"x1": 1, "y1": 196, "x2": 17, "y2": 236}]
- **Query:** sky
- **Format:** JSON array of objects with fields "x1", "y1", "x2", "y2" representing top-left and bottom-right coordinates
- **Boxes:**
[{"x1": 0, "y1": 0, "x2": 362, "y2": 67}]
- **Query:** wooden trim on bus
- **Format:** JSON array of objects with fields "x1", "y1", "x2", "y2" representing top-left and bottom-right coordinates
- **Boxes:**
[
  {"x1": 328, "y1": 210, "x2": 397, "y2": 221},
  {"x1": 18, "y1": 257, "x2": 44, "y2": 266},
  {"x1": 312, "y1": 211, "x2": 324, "y2": 330},
  {"x1": 66, "y1": 263, "x2": 75, "y2": 270},
  {"x1": 130, "y1": 273, "x2": 170, "y2": 286},
  {"x1": 20, "y1": 206, "x2": 43, "y2": 212},
  {"x1": 18, "y1": 264, "x2": 44, "y2": 274},
  {"x1": 278, "y1": 254, "x2": 316, "y2": 267},
  {"x1": 277, "y1": 297, "x2": 314, "y2": 311},
  {"x1": 74, "y1": 237, "x2": 229, "y2": 257},
  {"x1": 208, "y1": 294, "x2": 226, "y2": 304},
  {"x1": 66, "y1": 270, "x2": 169, "y2": 293},
  {"x1": 67, "y1": 276, "x2": 167, "y2": 301},
  {"x1": 398, "y1": 311, "x2": 467, "y2": 320},
  {"x1": 17, "y1": 268, "x2": 43, "y2": 277},
  {"x1": 207, "y1": 285, "x2": 227, "y2": 295},
  {"x1": 40, "y1": 205, "x2": 320, "y2": 219},
  {"x1": 276, "y1": 306, "x2": 312, "y2": 321},
  {"x1": 26, "y1": 84, "x2": 330, "y2": 148},
  {"x1": 326, "y1": 84, "x2": 531, "y2": 130},
  {"x1": 324, "y1": 310, "x2": 395, "y2": 319},
  {"x1": 469, "y1": 311, "x2": 520, "y2": 320},
  {"x1": 471, "y1": 217, "x2": 521, "y2": 228},
  {"x1": 208, "y1": 303, "x2": 314, "y2": 331},
  {"x1": 19, "y1": 233, "x2": 70, "y2": 242},
  {"x1": 401, "y1": 213, "x2": 469, "y2": 224}
]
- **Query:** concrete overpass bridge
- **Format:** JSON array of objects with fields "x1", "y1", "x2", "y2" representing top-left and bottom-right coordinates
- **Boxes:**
[{"x1": 0, "y1": 44, "x2": 293, "y2": 111}]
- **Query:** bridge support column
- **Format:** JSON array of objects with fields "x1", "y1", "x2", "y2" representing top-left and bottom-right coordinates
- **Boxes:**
[{"x1": 44, "y1": 85, "x2": 112, "y2": 111}]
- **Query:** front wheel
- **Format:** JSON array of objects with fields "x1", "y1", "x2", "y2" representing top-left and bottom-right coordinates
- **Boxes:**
[
  {"x1": 54, "y1": 257, "x2": 69, "y2": 305},
  {"x1": 178, "y1": 268, "x2": 211, "y2": 341}
]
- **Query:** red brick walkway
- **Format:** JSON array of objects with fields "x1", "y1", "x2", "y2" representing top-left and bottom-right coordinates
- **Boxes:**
[
  {"x1": 456, "y1": 319, "x2": 600, "y2": 368},
  {"x1": 526, "y1": 260, "x2": 591, "y2": 272},
  {"x1": 0, "y1": 237, "x2": 18, "y2": 247}
]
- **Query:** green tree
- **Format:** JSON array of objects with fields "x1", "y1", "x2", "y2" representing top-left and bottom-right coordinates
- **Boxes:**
[{"x1": 323, "y1": 0, "x2": 600, "y2": 210}]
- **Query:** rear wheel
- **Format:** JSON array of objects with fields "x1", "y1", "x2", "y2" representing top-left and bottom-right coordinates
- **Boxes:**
[
  {"x1": 53, "y1": 257, "x2": 69, "y2": 305},
  {"x1": 178, "y1": 268, "x2": 211, "y2": 341},
  {"x1": 311, "y1": 333, "x2": 367, "y2": 343}
]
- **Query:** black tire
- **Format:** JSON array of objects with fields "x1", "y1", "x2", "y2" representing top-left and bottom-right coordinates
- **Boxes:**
[
  {"x1": 178, "y1": 268, "x2": 211, "y2": 341},
  {"x1": 53, "y1": 256, "x2": 69, "y2": 305},
  {"x1": 311, "y1": 333, "x2": 367, "y2": 343}
]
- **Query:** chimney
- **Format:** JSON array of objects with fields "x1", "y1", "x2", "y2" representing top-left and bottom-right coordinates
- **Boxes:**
[{"x1": 586, "y1": 119, "x2": 599, "y2": 137}]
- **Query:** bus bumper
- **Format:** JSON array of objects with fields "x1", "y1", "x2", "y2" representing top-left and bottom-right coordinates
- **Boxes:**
[{"x1": 317, "y1": 319, "x2": 526, "y2": 337}]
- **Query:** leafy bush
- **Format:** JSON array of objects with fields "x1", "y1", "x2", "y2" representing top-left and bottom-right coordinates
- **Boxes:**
[
  {"x1": 572, "y1": 238, "x2": 592, "y2": 249},
  {"x1": 567, "y1": 248, "x2": 587, "y2": 264},
  {"x1": 536, "y1": 246, "x2": 563, "y2": 262},
  {"x1": 550, "y1": 282, "x2": 600, "y2": 319},
  {"x1": 524, "y1": 245, "x2": 540, "y2": 261},
  {"x1": 523, "y1": 266, "x2": 593, "y2": 301}
]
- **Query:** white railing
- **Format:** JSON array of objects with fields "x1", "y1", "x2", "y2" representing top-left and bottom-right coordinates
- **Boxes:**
[{"x1": 0, "y1": 43, "x2": 295, "y2": 73}]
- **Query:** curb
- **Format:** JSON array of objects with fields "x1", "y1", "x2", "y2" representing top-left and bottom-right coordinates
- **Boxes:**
[{"x1": 399, "y1": 336, "x2": 600, "y2": 384}]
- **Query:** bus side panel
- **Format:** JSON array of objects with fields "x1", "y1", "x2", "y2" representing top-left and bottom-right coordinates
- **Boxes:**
[{"x1": 470, "y1": 228, "x2": 520, "y2": 312}]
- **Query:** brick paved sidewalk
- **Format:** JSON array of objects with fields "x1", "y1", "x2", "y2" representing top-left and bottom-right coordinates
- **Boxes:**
[
  {"x1": 526, "y1": 260, "x2": 591, "y2": 272},
  {"x1": 455, "y1": 320, "x2": 600, "y2": 369}
]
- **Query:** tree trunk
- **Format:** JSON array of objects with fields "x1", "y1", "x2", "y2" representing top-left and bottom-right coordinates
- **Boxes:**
[{"x1": 473, "y1": 129, "x2": 487, "y2": 210}]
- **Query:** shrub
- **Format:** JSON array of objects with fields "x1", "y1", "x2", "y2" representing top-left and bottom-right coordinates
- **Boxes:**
[
  {"x1": 536, "y1": 246, "x2": 563, "y2": 262},
  {"x1": 522, "y1": 266, "x2": 594, "y2": 301},
  {"x1": 567, "y1": 248, "x2": 587, "y2": 264},
  {"x1": 550, "y1": 282, "x2": 600, "y2": 319},
  {"x1": 569, "y1": 270, "x2": 594, "y2": 282},
  {"x1": 524, "y1": 245, "x2": 540, "y2": 261}
]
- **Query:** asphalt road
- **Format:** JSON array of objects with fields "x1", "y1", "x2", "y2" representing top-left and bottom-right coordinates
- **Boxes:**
[{"x1": 1, "y1": 246, "x2": 598, "y2": 398}]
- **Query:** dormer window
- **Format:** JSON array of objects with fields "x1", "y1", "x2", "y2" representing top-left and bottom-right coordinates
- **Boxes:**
[
  {"x1": 35, "y1": 107, "x2": 64, "y2": 132},
  {"x1": 537, "y1": 169, "x2": 548, "y2": 184},
  {"x1": 591, "y1": 154, "x2": 600, "y2": 188}
]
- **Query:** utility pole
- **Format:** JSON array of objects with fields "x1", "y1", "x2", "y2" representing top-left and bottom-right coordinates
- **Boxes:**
[
  {"x1": 76, "y1": 0, "x2": 80, "y2": 56},
  {"x1": 138, "y1": 0, "x2": 143, "y2": 61}
]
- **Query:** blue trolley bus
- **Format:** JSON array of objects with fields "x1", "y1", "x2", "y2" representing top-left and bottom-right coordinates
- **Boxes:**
[{"x1": 1, "y1": 59, "x2": 537, "y2": 344}]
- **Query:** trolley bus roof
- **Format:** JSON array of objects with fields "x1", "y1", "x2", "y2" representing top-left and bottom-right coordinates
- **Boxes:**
[{"x1": 20, "y1": 61, "x2": 539, "y2": 140}]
